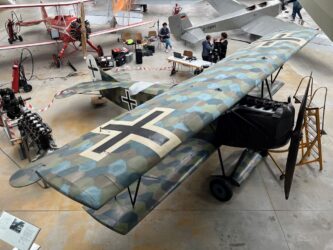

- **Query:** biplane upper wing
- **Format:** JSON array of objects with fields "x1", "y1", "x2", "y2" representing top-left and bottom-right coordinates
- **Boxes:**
[
  {"x1": 0, "y1": 20, "x2": 152, "y2": 51},
  {"x1": 90, "y1": 20, "x2": 153, "y2": 37},
  {"x1": 0, "y1": 0, "x2": 92, "y2": 9},
  {"x1": 10, "y1": 29, "x2": 317, "y2": 213}
]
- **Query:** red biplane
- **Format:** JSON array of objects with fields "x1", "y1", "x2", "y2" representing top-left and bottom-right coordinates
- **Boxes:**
[{"x1": 0, "y1": 0, "x2": 152, "y2": 67}]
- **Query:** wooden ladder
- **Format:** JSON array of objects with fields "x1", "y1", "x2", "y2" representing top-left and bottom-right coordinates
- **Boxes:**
[{"x1": 293, "y1": 75, "x2": 327, "y2": 171}]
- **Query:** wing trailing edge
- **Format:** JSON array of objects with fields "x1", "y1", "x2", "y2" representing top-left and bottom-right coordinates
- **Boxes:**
[{"x1": 84, "y1": 138, "x2": 215, "y2": 234}]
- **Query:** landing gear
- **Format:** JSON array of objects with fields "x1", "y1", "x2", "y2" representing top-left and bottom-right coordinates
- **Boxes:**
[
  {"x1": 97, "y1": 45, "x2": 104, "y2": 57},
  {"x1": 52, "y1": 54, "x2": 61, "y2": 68},
  {"x1": 209, "y1": 176, "x2": 233, "y2": 202},
  {"x1": 209, "y1": 147, "x2": 234, "y2": 202}
]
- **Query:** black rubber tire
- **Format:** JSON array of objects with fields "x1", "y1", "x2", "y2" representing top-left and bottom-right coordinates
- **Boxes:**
[
  {"x1": 18, "y1": 35, "x2": 23, "y2": 42},
  {"x1": 209, "y1": 176, "x2": 233, "y2": 202},
  {"x1": 52, "y1": 54, "x2": 61, "y2": 68},
  {"x1": 23, "y1": 84, "x2": 32, "y2": 93},
  {"x1": 97, "y1": 45, "x2": 104, "y2": 57}
]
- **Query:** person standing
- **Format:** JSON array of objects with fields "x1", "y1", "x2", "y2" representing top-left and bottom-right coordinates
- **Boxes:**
[
  {"x1": 288, "y1": 0, "x2": 304, "y2": 25},
  {"x1": 202, "y1": 35, "x2": 213, "y2": 62},
  {"x1": 219, "y1": 32, "x2": 228, "y2": 60},
  {"x1": 159, "y1": 22, "x2": 172, "y2": 52},
  {"x1": 173, "y1": 3, "x2": 182, "y2": 15}
]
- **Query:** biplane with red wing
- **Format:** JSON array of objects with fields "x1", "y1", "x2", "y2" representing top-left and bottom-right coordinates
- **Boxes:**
[{"x1": 0, "y1": 0, "x2": 152, "y2": 67}]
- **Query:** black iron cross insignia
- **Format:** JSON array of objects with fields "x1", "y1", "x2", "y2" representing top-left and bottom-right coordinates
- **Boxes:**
[
  {"x1": 254, "y1": 32, "x2": 307, "y2": 48},
  {"x1": 81, "y1": 107, "x2": 181, "y2": 161},
  {"x1": 88, "y1": 59, "x2": 99, "y2": 78},
  {"x1": 121, "y1": 89, "x2": 137, "y2": 110}
]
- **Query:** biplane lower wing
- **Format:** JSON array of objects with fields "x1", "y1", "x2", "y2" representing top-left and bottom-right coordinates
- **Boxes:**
[
  {"x1": 85, "y1": 138, "x2": 215, "y2": 234},
  {"x1": 10, "y1": 29, "x2": 318, "y2": 213},
  {"x1": 0, "y1": 40, "x2": 59, "y2": 51}
]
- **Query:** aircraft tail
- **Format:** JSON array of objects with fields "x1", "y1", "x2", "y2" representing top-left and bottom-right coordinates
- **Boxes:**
[
  {"x1": 168, "y1": 13, "x2": 205, "y2": 44},
  {"x1": 86, "y1": 54, "x2": 131, "y2": 82}
]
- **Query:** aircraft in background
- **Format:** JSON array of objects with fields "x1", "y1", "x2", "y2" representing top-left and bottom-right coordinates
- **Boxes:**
[
  {"x1": 169, "y1": 0, "x2": 306, "y2": 43},
  {"x1": 0, "y1": 0, "x2": 152, "y2": 67},
  {"x1": 299, "y1": 0, "x2": 333, "y2": 41},
  {"x1": 9, "y1": 28, "x2": 317, "y2": 234}
]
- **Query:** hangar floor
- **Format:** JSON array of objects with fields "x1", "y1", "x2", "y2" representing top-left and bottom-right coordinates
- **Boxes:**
[{"x1": 0, "y1": 1, "x2": 333, "y2": 249}]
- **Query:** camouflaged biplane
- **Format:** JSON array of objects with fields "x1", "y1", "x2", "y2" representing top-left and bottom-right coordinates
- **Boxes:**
[{"x1": 10, "y1": 28, "x2": 317, "y2": 235}]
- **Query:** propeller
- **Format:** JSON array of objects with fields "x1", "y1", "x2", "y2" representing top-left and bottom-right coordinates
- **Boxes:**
[
  {"x1": 80, "y1": 1, "x2": 87, "y2": 59},
  {"x1": 284, "y1": 76, "x2": 311, "y2": 199}
]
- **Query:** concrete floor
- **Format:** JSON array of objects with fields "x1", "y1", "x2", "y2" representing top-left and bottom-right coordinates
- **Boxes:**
[{"x1": 0, "y1": 1, "x2": 333, "y2": 249}]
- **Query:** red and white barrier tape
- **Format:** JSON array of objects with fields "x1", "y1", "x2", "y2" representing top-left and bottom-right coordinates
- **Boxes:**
[{"x1": 25, "y1": 90, "x2": 64, "y2": 113}]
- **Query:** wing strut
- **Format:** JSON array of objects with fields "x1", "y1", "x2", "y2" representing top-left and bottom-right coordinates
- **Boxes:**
[{"x1": 127, "y1": 176, "x2": 142, "y2": 208}]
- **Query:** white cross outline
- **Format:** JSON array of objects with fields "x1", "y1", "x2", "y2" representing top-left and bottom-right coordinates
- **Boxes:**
[{"x1": 80, "y1": 107, "x2": 182, "y2": 162}]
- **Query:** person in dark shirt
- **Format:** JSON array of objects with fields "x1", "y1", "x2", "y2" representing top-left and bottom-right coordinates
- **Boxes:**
[
  {"x1": 202, "y1": 35, "x2": 213, "y2": 62},
  {"x1": 219, "y1": 32, "x2": 228, "y2": 60},
  {"x1": 159, "y1": 22, "x2": 172, "y2": 52}
]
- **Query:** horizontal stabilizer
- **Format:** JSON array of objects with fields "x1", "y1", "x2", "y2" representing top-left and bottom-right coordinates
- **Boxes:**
[
  {"x1": 55, "y1": 80, "x2": 133, "y2": 99},
  {"x1": 84, "y1": 138, "x2": 215, "y2": 234},
  {"x1": 181, "y1": 28, "x2": 206, "y2": 44},
  {"x1": 242, "y1": 16, "x2": 302, "y2": 37}
]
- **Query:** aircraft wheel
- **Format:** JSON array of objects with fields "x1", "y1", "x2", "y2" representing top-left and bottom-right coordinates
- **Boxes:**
[
  {"x1": 23, "y1": 84, "x2": 32, "y2": 93},
  {"x1": 97, "y1": 45, "x2": 104, "y2": 57},
  {"x1": 18, "y1": 35, "x2": 23, "y2": 42},
  {"x1": 209, "y1": 176, "x2": 233, "y2": 202},
  {"x1": 8, "y1": 38, "x2": 13, "y2": 44},
  {"x1": 52, "y1": 54, "x2": 61, "y2": 68}
]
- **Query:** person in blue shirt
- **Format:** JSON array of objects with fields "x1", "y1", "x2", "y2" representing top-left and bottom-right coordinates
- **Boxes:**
[
  {"x1": 202, "y1": 35, "x2": 213, "y2": 62},
  {"x1": 159, "y1": 22, "x2": 172, "y2": 52}
]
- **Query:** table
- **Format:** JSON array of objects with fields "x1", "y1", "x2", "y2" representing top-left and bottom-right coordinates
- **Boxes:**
[{"x1": 167, "y1": 56, "x2": 213, "y2": 75}]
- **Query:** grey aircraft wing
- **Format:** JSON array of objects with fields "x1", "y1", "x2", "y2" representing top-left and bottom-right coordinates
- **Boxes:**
[{"x1": 241, "y1": 15, "x2": 303, "y2": 37}]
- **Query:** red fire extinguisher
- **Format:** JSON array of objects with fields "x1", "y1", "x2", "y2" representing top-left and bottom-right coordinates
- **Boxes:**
[{"x1": 12, "y1": 61, "x2": 20, "y2": 93}]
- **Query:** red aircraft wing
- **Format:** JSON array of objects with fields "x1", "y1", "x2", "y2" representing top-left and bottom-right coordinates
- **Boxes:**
[
  {"x1": 90, "y1": 20, "x2": 153, "y2": 37},
  {"x1": 0, "y1": 40, "x2": 60, "y2": 50},
  {"x1": 0, "y1": 0, "x2": 93, "y2": 9}
]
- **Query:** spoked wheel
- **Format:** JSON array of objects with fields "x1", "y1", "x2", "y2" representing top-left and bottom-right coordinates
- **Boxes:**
[
  {"x1": 97, "y1": 45, "x2": 104, "y2": 57},
  {"x1": 209, "y1": 176, "x2": 233, "y2": 202},
  {"x1": 52, "y1": 54, "x2": 61, "y2": 68}
]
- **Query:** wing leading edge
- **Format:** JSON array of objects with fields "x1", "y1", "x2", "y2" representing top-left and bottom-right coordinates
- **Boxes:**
[{"x1": 11, "y1": 29, "x2": 318, "y2": 211}]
